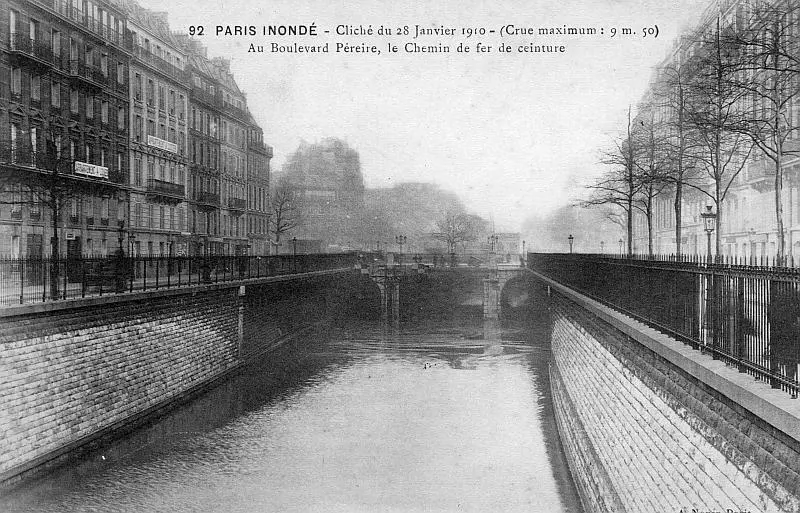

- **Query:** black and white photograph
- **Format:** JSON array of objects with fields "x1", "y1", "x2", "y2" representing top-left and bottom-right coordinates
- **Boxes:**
[{"x1": 0, "y1": 0, "x2": 799, "y2": 511}]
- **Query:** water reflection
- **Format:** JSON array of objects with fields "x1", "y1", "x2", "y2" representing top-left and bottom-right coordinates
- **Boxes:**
[{"x1": 1, "y1": 318, "x2": 581, "y2": 513}]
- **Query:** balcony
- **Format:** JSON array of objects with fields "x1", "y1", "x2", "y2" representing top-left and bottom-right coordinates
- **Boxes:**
[
  {"x1": 146, "y1": 178, "x2": 185, "y2": 202},
  {"x1": 190, "y1": 86, "x2": 222, "y2": 109},
  {"x1": 86, "y1": 216, "x2": 94, "y2": 226},
  {"x1": 9, "y1": 34, "x2": 52, "y2": 68},
  {"x1": 227, "y1": 197, "x2": 247, "y2": 211},
  {"x1": 222, "y1": 101, "x2": 246, "y2": 120},
  {"x1": 0, "y1": 146, "x2": 52, "y2": 170},
  {"x1": 132, "y1": 46, "x2": 187, "y2": 81},
  {"x1": 197, "y1": 191, "x2": 220, "y2": 207},
  {"x1": 51, "y1": 1, "x2": 132, "y2": 50},
  {"x1": 67, "y1": 60, "x2": 108, "y2": 90}
]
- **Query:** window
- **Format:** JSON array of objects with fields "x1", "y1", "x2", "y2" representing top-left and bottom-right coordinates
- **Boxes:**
[
  {"x1": 30, "y1": 127, "x2": 38, "y2": 154},
  {"x1": 85, "y1": 45, "x2": 94, "y2": 68},
  {"x1": 178, "y1": 94, "x2": 185, "y2": 119},
  {"x1": 85, "y1": 144, "x2": 93, "y2": 164},
  {"x1": 147, "y1": 119, "x2": 154, "y2": 137},
  {"x1": 117, "y1": 152, "x2": 123, "y2": 173},
  {"x1": 100, "y1": 148, "x2": 107, "y2": 167},
  {"x1": 159, "y1": 163, "x2": 165, "y2": 180},
  {"x1": 135, "y1": 115, "x2": 143, "y2": 141},
  {"x1": 134, "y1": 158, "x2": 142, "y2": 186},
  {"x1": 147, "y1": 160, "x2": 154, "y2": 180},
  {"x1": 51, "y1": 82, "x2": 60, "y2": 107},
  {"x1": 158, "y1": 85, "x2": 165, "y2": 110},
  {"x1": 70, "y1": 89, "x2": 79, "y2": 113},
  {"x1": 29, "y1": 19, "x2": 39, "y2": 41},
  {"x1": 9, "y1": 10, "x2": 17, "y2": 39},
  {"x1": 147, "y1": 79, "x2": 154, "y2": 106},
  {"x1": 31, "y1": 75, "x2": 41, "y2": 101},
  {"x1": 169, "y1": 90, "x2": 175, "y2": 114},
  {"x1": 10, "y1": 123, "x2": 19, "y2": 161},
  {"x1": 159, "y1": 206, "x2": 165, "y2": 229},
  {"x1": 117, "y1": 106, "x2": 125, "y2": 129},
  {"x1": 86, "y1": 94, "x2": 94, "y2": 118},
  {"x1": 11, "y1": 68, "x2": 21, "y2": 95},
  {"x1": 100, "y1": 53, "x2": 108, "y2": 76},
  {"x1": 134, "y1": 73, "x2": 142, "y2": 100},
  {"x1": 117, "y1": 62, "x2": 124, "y2": 84},
  {"x1": 101, "y1": 101, "x2": 108, "y2": 123}
]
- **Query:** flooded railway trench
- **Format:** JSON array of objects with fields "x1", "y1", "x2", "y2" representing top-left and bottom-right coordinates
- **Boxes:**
[{"x1": 0, "y1": 319, "x2": 582, "y2": 513}]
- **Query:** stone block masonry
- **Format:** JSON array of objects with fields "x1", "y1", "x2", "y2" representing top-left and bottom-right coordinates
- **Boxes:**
[
  {"x1": 548, "y1": 289, "x2": 800, "y2": 513},
  {"x1": 0, "y1": 287, "x2": 240, "y2": 483}
]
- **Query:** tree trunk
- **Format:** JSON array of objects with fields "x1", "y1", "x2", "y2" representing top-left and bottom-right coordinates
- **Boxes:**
[
  {"x1": 675, "y1": 181, "x2": 683, "y2": 258},
  {"x1": 50, "y1": 197, "x2": 60, "y2": 300}
]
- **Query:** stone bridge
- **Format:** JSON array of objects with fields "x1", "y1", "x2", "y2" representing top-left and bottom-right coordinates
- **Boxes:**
[{"x1": 362, "y1": 256, "x2": 529, "y2": 320}]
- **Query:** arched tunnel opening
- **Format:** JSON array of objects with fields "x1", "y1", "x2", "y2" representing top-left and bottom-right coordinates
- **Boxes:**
[{"x1": 500, "y1": 275, "x2": 552, "y2": 323}]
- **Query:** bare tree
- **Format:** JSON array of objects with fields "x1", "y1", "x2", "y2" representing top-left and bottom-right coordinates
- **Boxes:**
[
  {"x1": 632, "y1": 107, "x2": 672, "y2": 257},
  {"x1": 0, "y1": 125, "x2": 84, "y2": 298},
  {"x1": 583, "y1": 106, "x2": 640, "y2": 256},
  {"x1": 652, "y1": 59, "x2": 704, "y2": 257},
  {"x1": 726, "y1": 1, "x2": 800, "y2": 262},
  {"x1": 432, "y1": 211, "x2": 478, "y2": 254},
  {"x1": 683, "y1": 17, "x2": 754, "y2": 256},
  {"x1": 268, "y1": 181, "x2": 300, "y2": 251}
]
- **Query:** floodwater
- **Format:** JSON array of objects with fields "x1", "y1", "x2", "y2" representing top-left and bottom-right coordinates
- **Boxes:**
[{"x1": 0, "y1": 318, "x2": 582, "y2": 513}]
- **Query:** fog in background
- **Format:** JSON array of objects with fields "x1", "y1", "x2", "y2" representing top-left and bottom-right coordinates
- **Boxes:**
[{"x1": 138, "y1": 0, "x2": 704, "y2": 244}]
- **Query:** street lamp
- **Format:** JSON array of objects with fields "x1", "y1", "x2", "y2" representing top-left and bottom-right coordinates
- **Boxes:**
[
  {"x1": 748, "y1": 227, "x2": 756, "y2": 264},
  {"x1": 600, "y1": 240, "x2": 605, "y2": 254},
  {"x1": 292, "y1": 236, "x2": 297, "y2": 273},
  {"x1": 488, "y1": 234, "x2": 499, "y2": 253},
  {"x1": 395, "y1": 235, "x2": 406, "y2": 263},
  {"x1": 700, "y1": 205, "x2": 717, "y2": 262},
  {"x1": 568, "y1": 234, "x2": 574, "y2": 254},
  {"x1": 618, "y1": 238, "x2": 624, "y2": 256},
  {"x1": 117, "y1": 219, "x2": 125, "y2": 254}
]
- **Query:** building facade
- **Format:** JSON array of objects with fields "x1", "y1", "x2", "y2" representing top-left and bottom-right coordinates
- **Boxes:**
[
  {"x1": 1, "y1": 0, "x2": 131, "y2": 259},
  {"x1": 0, "y1": 0, "x2": 273, "y2": 260},
  {"x1": 122, "y1": 0, "x2": 189, "y2": 259}
]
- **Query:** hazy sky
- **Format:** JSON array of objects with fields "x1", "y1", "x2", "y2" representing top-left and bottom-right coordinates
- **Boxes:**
[{"x1": 138, "y1": 0, "x2": 704, "y2": 230}]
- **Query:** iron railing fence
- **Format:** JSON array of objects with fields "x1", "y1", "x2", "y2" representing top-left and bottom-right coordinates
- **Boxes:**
[
  {"x1": 0, "y1": 253, "x2": 359, "y2": 307},
  {"x1": 529, "y1": 252, "x2": 800, "y2": 398}
]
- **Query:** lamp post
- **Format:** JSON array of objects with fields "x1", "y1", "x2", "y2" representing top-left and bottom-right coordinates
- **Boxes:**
[
  {"x1": 487, "y1": 234, "x2": 499, "y2": 253},
  {"x1": 395, "y1": 235, "x2": 406, "y2": 264},
  {"x1": 748, "y1": 227, "x2": 756, "y2": 264},
  {"x1": 618, "y1": 238, "x2": 624, "y2": 256},
  {"x1": 701, "y1": 205, "x2": 716, "y2": 262},
  {"x1": 568, "y1": 234, "x2": 574, "y2": 254},
  {"x1": 117, "y1": 220, "x2": 125, "y2": 254},
  {"x1": 292, "y1": 236, "x2": 297, "y2": 273}
]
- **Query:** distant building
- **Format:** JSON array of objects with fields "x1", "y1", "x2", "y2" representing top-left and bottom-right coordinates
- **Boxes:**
[{"x1": 280, "y1": 138, "x2": 364, "y2": 249}]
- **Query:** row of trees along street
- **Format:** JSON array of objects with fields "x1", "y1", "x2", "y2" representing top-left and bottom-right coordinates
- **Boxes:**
[{"x1": 584, "y1": 1, "x2": 800, "y2": 263}]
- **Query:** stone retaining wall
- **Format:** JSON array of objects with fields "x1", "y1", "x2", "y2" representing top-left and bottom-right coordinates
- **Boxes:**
[
  {"x1": 0, "y1": 288, "x2": 240, "y2": 483},
  {"x1": 550, "y1": 292, "x2": 800, "y2": 513}
]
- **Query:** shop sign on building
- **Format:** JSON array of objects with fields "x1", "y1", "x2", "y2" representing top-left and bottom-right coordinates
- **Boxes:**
[
  {"x1": 147, "y1": 135, "x2": 178, "y2": 154},
  {"x1": 74, "y1": 161, "x2": 109, "y2": 179}
]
